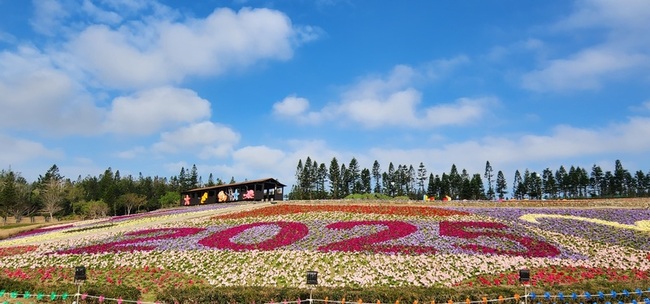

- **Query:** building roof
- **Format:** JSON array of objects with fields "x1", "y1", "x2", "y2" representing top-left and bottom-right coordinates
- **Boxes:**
[{"x1": 184, "y1": 177, "x2": 286, "y2": 193}]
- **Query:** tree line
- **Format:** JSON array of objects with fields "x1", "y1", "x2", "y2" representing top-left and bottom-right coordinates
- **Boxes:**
[
  {"x1": 289, "y1": 158, "x2": 650, "y2": 201},
  {"x1": 2, "y1": 158, "x2": 648, "y2": 223},
  {"x1": 0, "y1": 164, "x2": 236, "y2": 223}
]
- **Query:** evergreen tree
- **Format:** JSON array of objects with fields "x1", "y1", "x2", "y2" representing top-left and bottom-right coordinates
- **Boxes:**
[
  {"x1": 440, "y1": 173, "x2": 450, "y2": 198},
  {"x1": 38, "y1": 164, "x2": 62, "y2": 185},
  {"x1": 426, "y1": 173, "x2": 436, "y2": 197},
  {"x1": 206, "y1": 173, "x2": 215, "y2": 187},
  {"x1": 449, "y1": 164, "x2": 461, "y2": 199},
  {"x1": 329, "y1": 157, "x2": 341, "y2": 199},
  {"x1": 460, "y1": 169, "x2": 471, "y2": 199},
  {"x1": 348, "y1": 158, "x2": 361, "y2": 194},
  {"x1": 0, "y1": 170, "x2": 19, "y2": 223},
  {"x1": 613, "y1": 159, "x2": 628, "y2": 196},
  {"x1": 590, "y1": 164, "x2": 604, "y2": 197},
  {"x1": 634, "y1": 170, "x2": 646, "y2": 197},
  {"x1": 484, "y1": 161, "x2": 494, "y2": 200},
  {"x1": 470, "y1": 173, "x2": 485, "y2": 200},
  {"x1": 407, "y1": 165, "x2": 416, "y2": 197},
  {"x1": 387, "y1": 162, "x2": 396, "y2": 196},
  {"x1": 417, "y1": 162, "x2": 427, "y2": 195},
  {"x1": 496, "y1": 170, "x2": 507, "y2": 199},
  {"x1": 513, "y1": 170, "x2": 522, "y2": 200},
  {"x1": 317, "y1": 163, "x2": 328, "y2": 199},
  {"x1": 294, "y1": 159, "x2": 304, "y2": 199},
  {"x1": 372, "y1": 160, "x2": 382, "y2": 194},
  {"x1": 189, "y1": 164, "x2": 199, "y2": 188},
  {"x1": 528, "y1": 171, "x2": 542, "y2": 199},
  {"x1": 542, "y1": 168, "x2": 556, "y2": 199},
  {"x1": 340, "y1": 164, "x2": 349, "y2": 197},
  {"x1": 302, "y1": 157, "x2": 314, "y2": 199},
  {"x1": 361, "y1": 168, "x2": 371, "y2": 194},
  {"x1": 576, "y1": 167, "x2": 590, "y2": 197},
  {"x1": 555, "y1": 166, "x2": 568, "y2": 198},
  {"x1": 521, "y1": 169, "x2": 531, "y2": 199}
]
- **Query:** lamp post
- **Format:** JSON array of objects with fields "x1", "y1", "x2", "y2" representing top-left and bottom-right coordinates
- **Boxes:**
[
  {"x1": 74, "y1": 266, "x2": 87, "y2": 304},
  {"x1": 306, "y1": 271, "x2": 318, "y2": 304},
  {"x1": 519, "y1": 269, "x2": 530, "y2": 304}
]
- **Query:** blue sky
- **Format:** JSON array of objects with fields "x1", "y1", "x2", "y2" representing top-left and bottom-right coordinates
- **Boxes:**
[{"x1": 1, "y1": 0, "x2": 650, "y2": 187}]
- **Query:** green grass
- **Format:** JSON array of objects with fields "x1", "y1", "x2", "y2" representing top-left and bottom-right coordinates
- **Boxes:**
[{"x1": 0, "y1": 223, "x2": 35, "y2": 229}]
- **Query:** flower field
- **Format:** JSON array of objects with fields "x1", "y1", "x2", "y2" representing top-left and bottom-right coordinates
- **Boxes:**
[{"x1": 1, "y1": 202, "x2": 649, "y2": 296}]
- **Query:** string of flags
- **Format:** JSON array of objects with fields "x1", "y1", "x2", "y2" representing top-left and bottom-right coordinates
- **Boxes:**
[
  {"x1": 0, "y1": 288, "x2": 648, "y2": 304},
  {"x1": 0, "y1": 290, "x2": 161, "y2": 304}
]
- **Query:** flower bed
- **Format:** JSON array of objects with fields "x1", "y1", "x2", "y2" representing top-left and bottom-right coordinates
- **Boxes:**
[{"x1": 0, "y1": 203, "x2": 649, "y2": 292}]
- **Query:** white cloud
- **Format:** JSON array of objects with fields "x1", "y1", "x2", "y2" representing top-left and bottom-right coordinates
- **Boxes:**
[
  {"x1": 276, "y1": 64, "x2": 495, "y2": 129},
  {"x1": 0, "y1": 46, "x2": 104, "y2": 135},
  {"x1": 233, "y1": 146, "x2": 286, "y2": 170},
  {"x1": 555, "y1": 0, "x2": 650, "y2": 32},
  {"x1": 66, "y1": 7, "x2": 315, "y2": 89},
  {"x1": 486, "y1": 39, "x2": 545, "y2": 62},
  {"x1": 522, "y1": 0, "x2": 650, "y2": 92},
  {"x1": 273, "y1": 95, "x2": 310, "y2": 117},
  {"x1": 644, "y1": 101, "x2": 650, "y2": 111},
  {"x1": 214, "y1": 139, "x2": 342, "y2": 185},
  {"x1": 30, "y1": 0, "x2": 69, "y2": 36},
  {"x1": 424, "y1": 55, "x2": 470, "y2": 80},
  {"x1": 152, "y1": 121, "x2": 240, "y2": 158},
  {"x1": 81, "y1": 0, "x2": 123, "y2": 24},
  {"x1": 0, "y1": 31, "x2": 16, "y2": 44},
  {"x1": 367, "y1": 114, "x2": 650, "y2": 182},
  {"x1": 0, "y1": 133, "x2": 62, "y2": 164},
  {"x1": 522, "y1": 47, "x2": 649, "y2": 91},
  {"x1": 101, "y1": 0, "x2": 152, "y2": 13},
  {"x1": 116, "y1": 146, "x2": 146, "y2": 159},
  {"x1": 338, "y1": 88, "x2": 422, "y2": 128},
  {"x1": 104, "y1": 86, "x2": 211, "y2": 135}
]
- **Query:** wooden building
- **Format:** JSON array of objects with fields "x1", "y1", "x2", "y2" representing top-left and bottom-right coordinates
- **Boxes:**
[{"x1": 180, "y1": 178, "x2": 285, "y2": 206}]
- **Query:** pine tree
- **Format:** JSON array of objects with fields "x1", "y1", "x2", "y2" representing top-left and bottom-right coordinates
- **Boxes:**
[
  {"x1": 317, "y1": 163, "x2": 328, "y2": 199},
  {"x1": 513, "y1": 170, "x2": 522, "y2": 200},
  {"x1": 590, "y1": 164, "x2": 603, "y2": 197},
  {"x1": 361, "y1": 168, "x2": 371, "y2": 194},
  {"x1": 348, "y1": 158, "x2": 361, "y2": 194},
  {"x1": 387, "y1": 162, "x2": 396, "y2": 196},
  {"x1": 340, "y1": 164, "x2": 349, "y2": 197},
  {"x1": 372, "y1": 160, "x2": 381, "y2": 194},
  {"x1": 426, "y1": 173, "x2": 435, "y2": 197},
  {"x1": 329, "y1": 158, "x2": 340, "y2": 199},
  {"x1": 292, "y1": 160, "x2": 304, "y2": 200},
  {"x1": 496, "y1": 170, "x2": 507, "y2": 199},
  {"x1": 207, "y1": 173, "x2": 215, "y2": 187},
  {"x1": 190, "y1": 164, "x2": 199, "y2": 189},
  {"x1": 417, "y1": 162, "x2": 427, "y2": 194},
  {"x1": 542, "y1": 168, "x2": 556, "y2": 198},
  {"x1": 484, "y1": 161, "x2": 494, "y2": 200}
]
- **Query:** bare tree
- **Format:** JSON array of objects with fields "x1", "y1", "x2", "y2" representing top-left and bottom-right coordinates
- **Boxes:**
[
  {"x1": 41, "y1": 179, "x2": 64, "y2": 221},
  {"x1": 120, "y1": 193, "x2": 147, "y2": 215},
  {"x1": 80, "y1": 200, "x2": 110, "y2": 219}
]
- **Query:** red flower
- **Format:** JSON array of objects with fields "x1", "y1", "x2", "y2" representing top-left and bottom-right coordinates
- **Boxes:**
[
  {"x1": 213, "y1": 204, "x2": 468, "y2": 220},
  {"x1": 0, "y1": 245, "x2": 38, "y2": 257},
  {"x1": 199, "y1": 221, "x2": 308, "y2": 251},
  {"x1": 439, "y1": 221, "x2": 560, "y2": 258},
  {"x1": 56, "y1": 227, "x2": 205, "y2": 254},
  {"x1": 318, "y1": 221, "x2": 436, "y2": 255}
]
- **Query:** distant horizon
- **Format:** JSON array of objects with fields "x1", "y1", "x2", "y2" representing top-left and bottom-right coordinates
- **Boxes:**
[
  {"x1": 4, "y1": 157, "x2": 645, "y2": 196},
  {"x1": 2, "y1": 0, "x2": 649, "y2": 189}
]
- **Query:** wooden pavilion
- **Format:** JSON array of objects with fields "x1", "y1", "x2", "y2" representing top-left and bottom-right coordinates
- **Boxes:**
[{"x1": 180, "y1": 178, "x2": 285, "y2": 206}]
